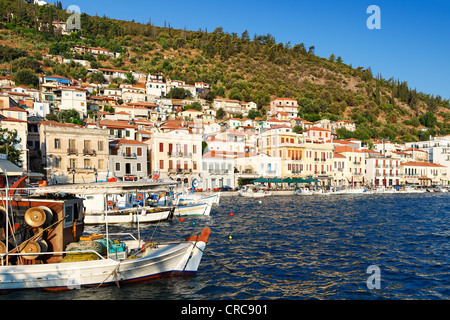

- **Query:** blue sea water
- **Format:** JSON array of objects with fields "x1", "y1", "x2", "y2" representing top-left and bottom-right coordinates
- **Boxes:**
[{"x1": 2, "y1": 193, "x2": 449, "y2": 300}]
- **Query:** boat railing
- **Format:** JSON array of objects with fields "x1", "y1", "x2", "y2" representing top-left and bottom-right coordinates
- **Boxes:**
[{"x1": 0, "y1": 249, "x2": 106, "y2": 266}]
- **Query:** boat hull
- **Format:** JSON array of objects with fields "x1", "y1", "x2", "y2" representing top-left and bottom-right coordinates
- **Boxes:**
[
  {"x1": 0, "y1": 230, "x2": 209, "y2": 291},
  {"x1": 174, "y1": 203, "x2": 211, "y2": 216},
  {"x1": 84, "y1": 209, "x2": 173, "y2": 225}
]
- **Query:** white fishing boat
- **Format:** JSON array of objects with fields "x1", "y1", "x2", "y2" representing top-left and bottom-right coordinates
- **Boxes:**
[
  {"x1": 238, "y1": 185, "x2": 272, "y2": 198},
  {"x1": 174, "y1": 202, "x2": 212, "y2": 216},
  {"x1": 312, "y1": 189, "x2": 331, "y2": 195},
  {"x1": 177, "y1": 193, "x2": 220, "y2": 207},
  {"x1": 81, "y1": 191, "x2": 174, "y2": 225},
  {"x1": 294, "y1": 188, "x2": 313, "y2": 195},
  {"x1": 0, "y1": 181, "x2": 210, "y2": 291}
]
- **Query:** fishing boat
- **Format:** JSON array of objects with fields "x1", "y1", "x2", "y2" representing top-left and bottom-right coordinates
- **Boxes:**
[
  {"x1": 238, "y1": 185, "x2": 272, "y2": 198},
  {"x1": 0, "y1": 181, "x2": 210, "y2": 291},
  {"x1": 312, "y1": 189, "x2": 331, "y2": 195},
  {"x1": 294, "y1": 188, "x2": 313, "y2": 195},
  {"x1": 174, "y1": 202, "x2": 212, "y2": 217},
  {"x1": 177, "y1": 193, "x2": 220, "y2": 206},
  {"x1": 80, "y1": 189, "x2": 175, "y2": 225}
]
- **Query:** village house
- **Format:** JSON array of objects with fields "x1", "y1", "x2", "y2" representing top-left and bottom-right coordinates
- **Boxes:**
[
  {"x1": 304, "y1": 126, "x2": 332, "y2": 144},
  {"x1": 234, "y1": 152, "x2": 282, "y2": 184},
  {"x1": 333, "y1": 152, "x2": 347, "y2": 187},
  {"x1": 97, "y1": 68, "x2": 129, "y2": 81},
  {"x1": 109, "y1": 139, "x2": 148, "y2": 181},
  {"x1": 60, "y1": 87, "x2": 87, "y2": 116},
  {"x1": 260, "y1": 126, "x2": 304, "y2": 178},
  {"x1": 364, "y1": 151, "x2": 402, "y2": 187},
  {"x1": 269, "y1": 98, "x2": 298, "y2": 119},
  {"x1": 201, "y1": 151, "x2": 236, "y2": 190},
  {"x1": 333, "y1": 120, "x2": 356, "y2": 133},
  {"x1": 401, "y1": 161, "x2": 448, "y2": 186},
  {"x1": 334, "y1": 145, "x2": 366, "y2": 187},
  {"x1": 38, "y1": 121, "x2": 109, "y2": 184},
  {"x1": 146, "y1": 129, "x2": 203, "y2": 185}
]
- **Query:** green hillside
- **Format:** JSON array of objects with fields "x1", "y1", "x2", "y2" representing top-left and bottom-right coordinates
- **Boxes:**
[{"x1": 1, "y1": 0, "x2": 449, "y2": 143}]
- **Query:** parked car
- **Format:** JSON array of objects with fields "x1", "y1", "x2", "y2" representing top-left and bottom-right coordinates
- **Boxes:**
[{"x1": 220, "y1": 186, "x2": 233, "y2": 191}]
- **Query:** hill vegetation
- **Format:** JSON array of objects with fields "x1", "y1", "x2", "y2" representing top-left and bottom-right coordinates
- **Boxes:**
[{"x1": 1, "y1": 0, "x2": 449, "y2": 143}]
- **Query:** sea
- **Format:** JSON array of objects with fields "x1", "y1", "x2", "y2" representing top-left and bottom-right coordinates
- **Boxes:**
[{"x1": 1, "y1": 193, "x2": 449, "y2": 304}]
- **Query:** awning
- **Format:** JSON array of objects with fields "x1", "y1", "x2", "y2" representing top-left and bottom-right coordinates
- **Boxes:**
[{"x1": 0, "y1": 159, "x2": 24, "y2": 176}]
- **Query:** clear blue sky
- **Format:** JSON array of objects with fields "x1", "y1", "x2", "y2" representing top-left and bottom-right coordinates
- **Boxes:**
[{"x1": 59, "y1": 0, "x2": 450, "y2": 100}]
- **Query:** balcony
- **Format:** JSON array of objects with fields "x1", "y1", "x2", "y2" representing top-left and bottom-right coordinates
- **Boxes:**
[
  {"x1": 67, "y1": 167, "x2": 95, "y2": 173},
  {"x1": 167, "y1": 152, "x2": 192, "y2": 158},
  {"x1": 122, "y1": 152, "x2": 136, "y2": 159},
  {"x1": 67, "y1": 148, "x2": 78, "y2": 155},
  {"x1": 83, "y1": 149, "x2": 97, "y2": 156}
]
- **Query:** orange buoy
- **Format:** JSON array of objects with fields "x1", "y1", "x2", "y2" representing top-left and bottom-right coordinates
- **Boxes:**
[
  {"x1": 137, "y1": 193, "x2": 144, "y2": 201},
  {"x1": 180, "y1": 218, "x2": 184, "y2": 222},
  {"x1": 230, "y1": 212, "x2": 234, "y2": 216},
  {"x1": 107, "y1": 200, "x2": 113, "y2": 207}
]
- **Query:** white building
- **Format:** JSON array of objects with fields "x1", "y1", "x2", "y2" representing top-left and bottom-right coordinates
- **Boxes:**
[
  {"x1": 60, "y1": 87, "x2": 87, "y2": 115},
  {"x1": 201, "y1": 151, "x2": 236, "y2": 190},
  {"x1": 109, "y1": 139, "x2": 148, "y2": 181},
  {"x1": 146, "y1": 81, "x2": 167, "y2": 97}
]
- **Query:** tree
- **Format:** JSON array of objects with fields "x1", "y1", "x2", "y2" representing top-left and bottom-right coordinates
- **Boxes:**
[
  {"x1": 0, "y1": 128, "x2": 22, "y2": 166},
  {"x1": 14, "y1": 69, "x2": 39, "y2": 87},
  {"x1": 419, "y1": 112, "x2": 437, "y2": 128},
  {"x1": 125, "y1": 72, "x2": 136, "y2": 84},
  {"x1": 216, "y1": 107, "x2": 225, "y2": 119},
  {"x1": 89, "y1": 72, "x2": 106, "y2": 84},
  {"x1": 166, "y1": 87, "x2": 192, "y2": 99},
  {"x1": 328, "y1": 54, "x2": 336, "y2": 63},
  {"x1": 293, "y1": 125, "x2": 304, "y2": 134}
]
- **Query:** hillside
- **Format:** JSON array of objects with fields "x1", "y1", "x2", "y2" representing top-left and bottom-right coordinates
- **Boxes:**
[{"x1": 0, "y1": 0, "x2": 449, "y2": 143}]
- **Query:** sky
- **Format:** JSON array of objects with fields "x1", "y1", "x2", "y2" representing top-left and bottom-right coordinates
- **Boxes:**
[{"x1": 59, "y1": 0, "x2": 450, "y2": 100}]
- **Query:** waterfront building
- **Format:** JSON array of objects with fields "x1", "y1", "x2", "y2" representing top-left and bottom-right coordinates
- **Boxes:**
[
  {"x1": 39, "y1": 121, "x2": 109, "y2": 184},
  {"x1": 109, "y1": 139, "x2": 148, "y2": 181},
  {"x1": 234, "y1": 152, "x2": 282, "y2": 184},
  {"x1": 363, "y1": 150, "x2": 402, "y2": 187},
  {"x1": 334, "y1": 145, "x2": 366, "y2": 187},
  {"x1": 401, "y1": 161, "x2": 448, "y2": 186},
  {"x1": 201, "y1": 151, "x2": 236, "y2": 190},
  {"x1": 146, "y1": 128, "x2": 202, "y2": 185},
  {"x1": 259, "y1": 125, "x2": 303, "y2": 178}
]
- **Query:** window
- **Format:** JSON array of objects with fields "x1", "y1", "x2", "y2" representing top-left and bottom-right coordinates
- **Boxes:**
[
  {"x1": 184, "y1": 161, "x2": 188, "y2": 170},
  {"x1": 98, "y1": 141, "x2": 104, "y2": 151},
  {"x1": 169, "y1": 160, "x2": 173, "y2": 170},
  {"x1": 137, "y1": 163, "x2": 142, "y2": 172},
  {"x1": 54, "y1": 138, "x2": 61, "y2": 149},
  {"x1": 159, "y1": 160, "x2": 164, "y2": 170},
  {"x1": 137, "y1": 147, "x2": 142, "y2": 156},
  {"x1": 55, "y1": 157, "x2": 61, "y2": 168},
  {"x1": 193, "y1": 161, "x2": 197, "y2": 170},
  {"x1": 98, "y1": 159, "x2": 104, "y2": 170},
  {"x1": 69, "y1": 159, "x2": 76, "y2": 170},
  {"x1": 159, "y1": 143, "x2": 164, "y2": 152},
  {"x1": 193, "y1": 145, "x2": 197, "y2": 154},
  {"x1": 115, "y1": 162, "x2": 121, "y2": 171},
  {"x1": 84, "y1": 159, "x2": 91, "y2": 169}
]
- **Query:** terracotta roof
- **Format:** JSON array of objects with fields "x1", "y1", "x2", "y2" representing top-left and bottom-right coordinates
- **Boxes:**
[
  {"x1": 110, "y1": 139, "x2": 147, "y2": 146},
  {"x1": 334, "y1": 146, "x2": 364, "y2": 153},
  {"x1": 401, "y1": 161, "x2": 446, "y2": 168},
  {"x1": 305, "y1": 126, "x2": 331, "y2": 132}
]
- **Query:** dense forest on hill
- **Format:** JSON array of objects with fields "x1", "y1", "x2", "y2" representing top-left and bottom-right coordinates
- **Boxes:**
[{"x1": 0, "y1": 0, "x2": 449, "y2": 143}]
